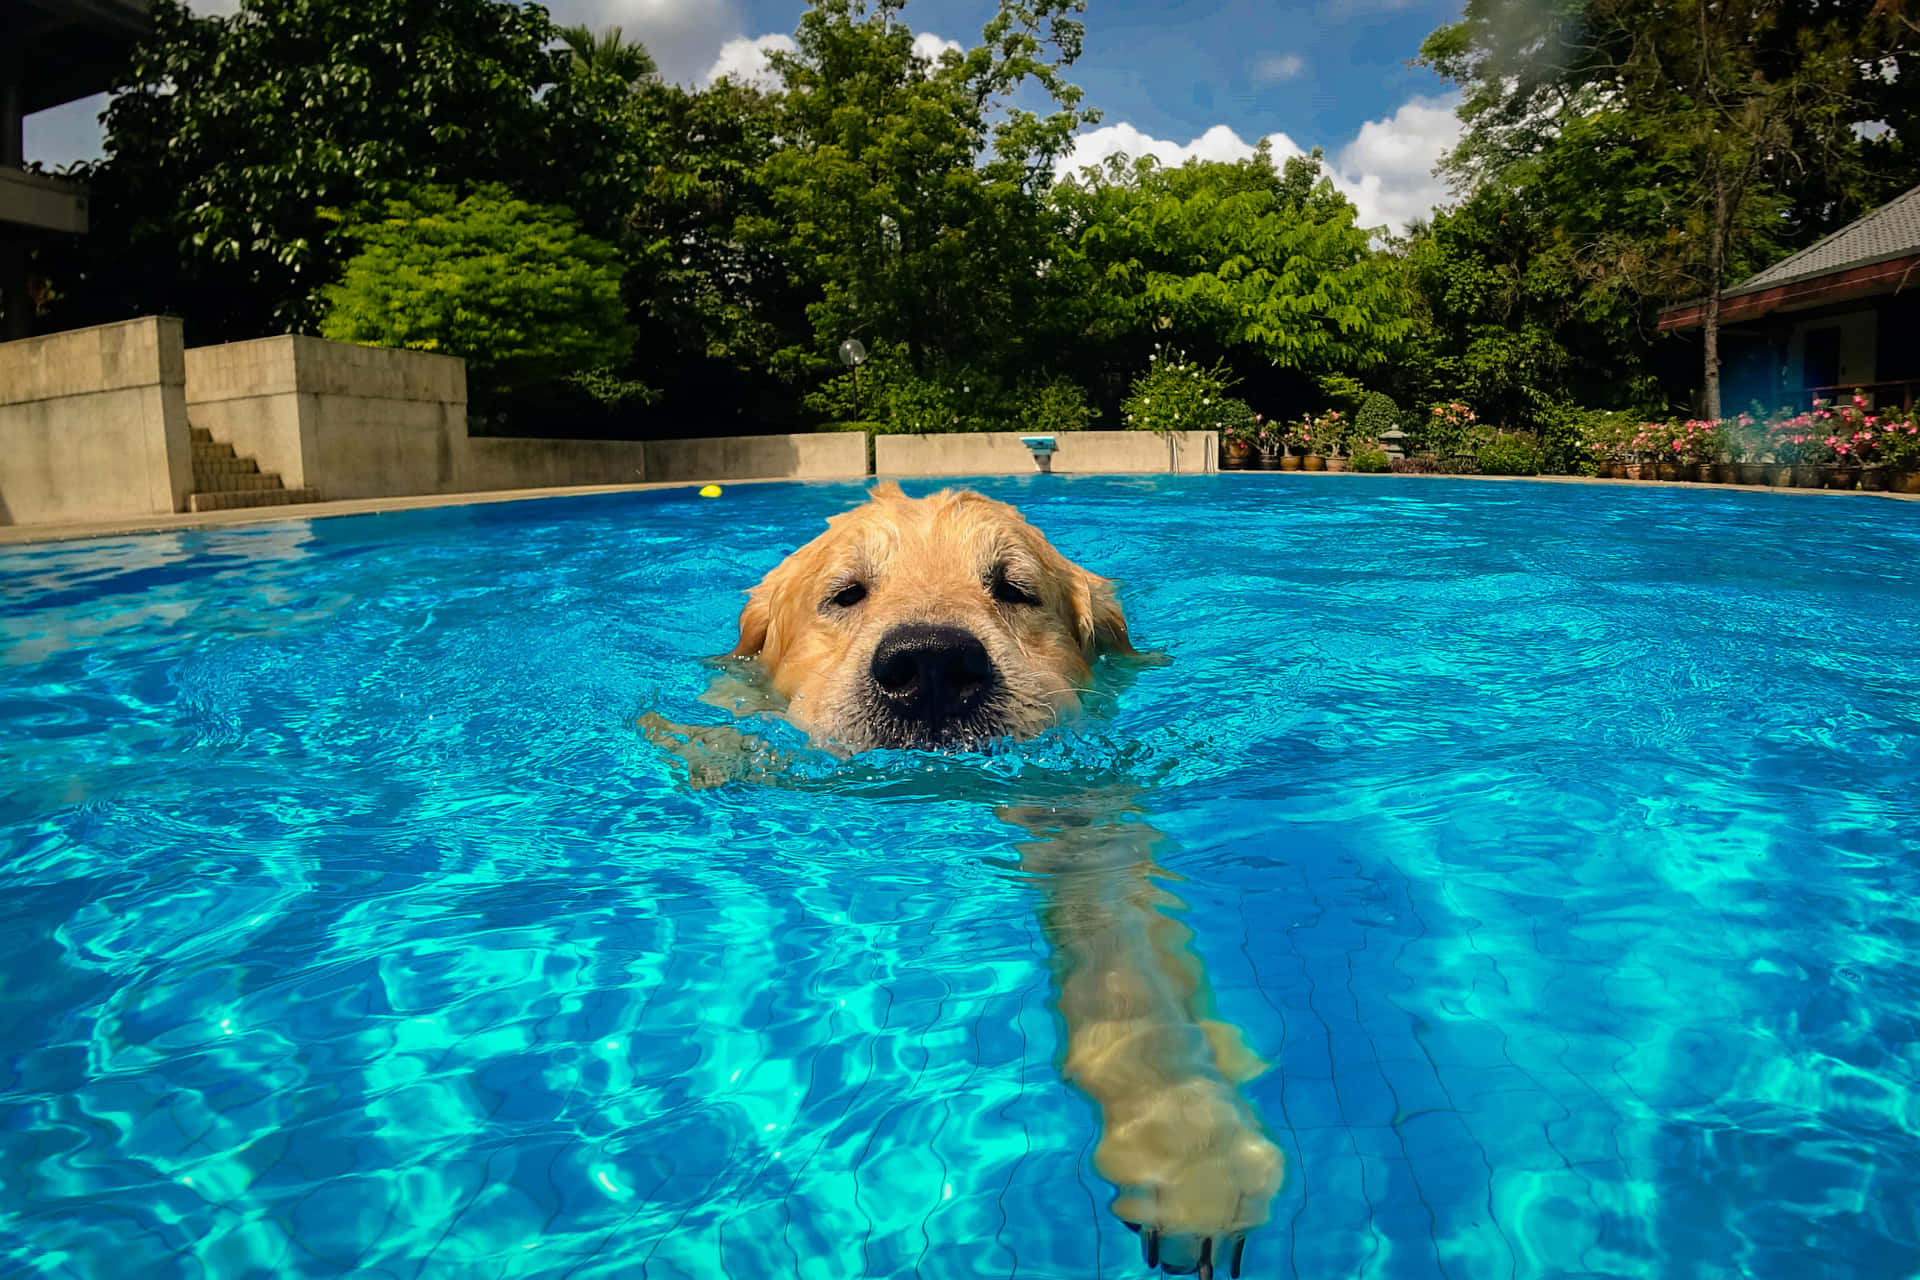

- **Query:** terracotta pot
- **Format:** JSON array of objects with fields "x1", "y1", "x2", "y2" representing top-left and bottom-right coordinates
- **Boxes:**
[
  {"x1": 1623, "y1": 462, "x2": 1650, "y2": 480},
  {"x1": 1826, "y1": 466, "x2": 1859, "y2": 491},
  {"x1": 1222, "y1": 441, "x2": 1253, "y2": 470},
  {"x1": 1604, "y1": 461, "x2": 1627, "y2": 479},
  {"x1": 1303, "y1": 454, "x2": 1327, "y2": 472},
  {"x1": 1891, "y1": 470, "x2": 1920, "y2": 495},
  {"x1": 1860, "y1": 467, "x2": 1888, "y2": 492},
  {"x1": 1793, "y1": 464, "x2": 1826, "y2": 488},
  {"x1": 1767, "y1": 465, "x2": 1794, "y2": 487},
  {"x1": 1734, "y1": 463, "x2": 1769, "y2": 485},
  {"x1": 1656, "y1": 462, "x2": 1683, "y2": 481},
  {"x1": 1279, "y1": 453, "x2": 1301, "y2": 471},
  {"x1": 1325, "y1": 455, "x2": 1349, "y2": 472}
]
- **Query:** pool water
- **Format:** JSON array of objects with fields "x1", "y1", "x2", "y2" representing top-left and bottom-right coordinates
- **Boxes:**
[{"x1": 3, "y1": 475, "x2": 1919, "y2": 1279}]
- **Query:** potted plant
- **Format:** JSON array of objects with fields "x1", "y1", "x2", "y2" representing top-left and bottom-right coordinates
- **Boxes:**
[
  {"x1": 1315, "y1": 409, "x2": 1351, "y2": 471},
  {"x1": 1277, "y1": 422, "x2": 1305, "y2": 470},
  {"x1": 1222, "y1": 416, "x2": 1259, "y2": 469},
  {"x1": 1876, "y1": 413, "x2": 1920, "y2": 492}
]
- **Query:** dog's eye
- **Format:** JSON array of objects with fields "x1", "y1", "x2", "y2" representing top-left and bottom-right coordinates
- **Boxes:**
[
  {"x1": 827, "y1": 581, "x2": 868, "y2": 610},
  {"x1": 990, "y1": 570, "x2": 1040, "y2": 607}
]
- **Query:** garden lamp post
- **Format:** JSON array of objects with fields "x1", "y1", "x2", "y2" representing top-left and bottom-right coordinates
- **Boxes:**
[
  {"x1": 838, "y1": 337, "x2": 868, "y2": 406},
  {"x1": 1379, "y1": 427, "x2": 1410, "y2": 462}
]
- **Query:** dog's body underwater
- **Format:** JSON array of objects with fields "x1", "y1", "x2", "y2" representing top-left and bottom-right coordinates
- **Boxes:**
[{"x1": 658, "y1": 483, "x2": 1283, "y2": 1276}]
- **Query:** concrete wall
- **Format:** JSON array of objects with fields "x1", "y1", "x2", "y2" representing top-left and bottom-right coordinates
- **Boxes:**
[
  {"x1": 875, "y1": 430, "x2": 1217, "y2": 477},
  {"x1": 645, "y1": 432, "x2": 868, "y2": 484},
  {"x1": 185, "y1": 336, "x2": 468, "y2": 499},
  {"x1": 1788, "y1": 308, "x2": 1879, "y2": 391},
  {"x1": 0, "y1": 317, "x2": 192, "y2": 525},
  {"x1": 462, "y1": 437, "x2": 652, "y2": 491}
]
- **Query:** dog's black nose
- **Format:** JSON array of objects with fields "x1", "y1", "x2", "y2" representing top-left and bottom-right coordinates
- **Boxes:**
[{"x1": 869, "y1": 624, "x2": 997, "y2": 729}]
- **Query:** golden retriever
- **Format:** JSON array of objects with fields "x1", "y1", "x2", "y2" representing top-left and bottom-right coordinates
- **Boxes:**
[
  {"x1": 654, "y1": 483, "x2": 1283, "y2": 1276},
  {"x1": 723, "y1": 482, "x2": 1136, "y2": 751}
]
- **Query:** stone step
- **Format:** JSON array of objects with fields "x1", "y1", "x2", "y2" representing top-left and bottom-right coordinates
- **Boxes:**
[
  {"x1": 193, "y1": 469, "x2": 284, "y2": 492},
  {"x1": 190, "y1": 426, "x2": 213, "y2": 443},
  {"x1": 193, "y1": 440, "x2": 237, "y2": 462},
  {"x1": 187, "y1": 487, "x2": 322, "y2": 513},
  {"x1": 193, "y1": 455, "x2": 261, "y2": 476}
]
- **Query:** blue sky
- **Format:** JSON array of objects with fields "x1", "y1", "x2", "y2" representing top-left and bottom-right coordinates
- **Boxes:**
[{"x1": 25, "y1": 0, "x2": 1468, "y2": 230}]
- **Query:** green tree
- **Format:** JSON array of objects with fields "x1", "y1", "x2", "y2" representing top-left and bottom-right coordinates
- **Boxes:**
[
  {"x1": 76, "y1": 0, "x2": 562, "y2": 341},
  {"x1": 749, "y1": 0, "x2": 1097, "y2": 389},
  {"x1": 1422, "y1": 0, "x2": 1899, "y2": 417},
  {"x1": 318, "y1": 185, "x2": 633, "y2": 407},
  {"x1": 558, "y1": 24, "x2": 656, "y2": 87},
  {"x1": 1048, "y1": 145, "x2": 1412, "y2": 417}
]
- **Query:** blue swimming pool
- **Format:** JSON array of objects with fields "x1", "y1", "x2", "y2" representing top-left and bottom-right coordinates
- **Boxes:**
[{"x1": 3, "y1": 474, "x2": 1919, "y2": 1279}]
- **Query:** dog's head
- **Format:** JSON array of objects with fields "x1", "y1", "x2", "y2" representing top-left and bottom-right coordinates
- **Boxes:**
[{"x1": 725, "y1": 483, "x2": 1137, "y2": 751}]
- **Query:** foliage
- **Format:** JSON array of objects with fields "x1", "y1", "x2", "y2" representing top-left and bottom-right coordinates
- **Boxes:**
[
  {"x1": 1354, "y1": 392, "x2": 1401, "y2": 443},
  {"x1": 1050, "y1": 145, "x2": 1413, "y2": 384},
  {"x1": 1474, "y1": 433, "x2": 1543, "y2": 475},
  {"x1": 750, "y1": 0, "x2": 1096, "y2": 383},
  {"x1": 1305, "y1": 408, "x2": 1353, "y2": 456},
  {"x1": 1419, "y1": 401, "x2": 1480, "y2": 458},
  {"x1": 77, "y1": 0, "x2": 565, "y2": 340},
  {"x1": 1420, "y1": 0, "x2": 1901, "y2": 417},
  {"x1": 1014, "y1": 378, "x2": 1097, "y2": 434},
  {"x1": 1351, "y1": 445, "x2": 1392, "y2": 473},
  {"x1": 318, "y1": 185, "x2": 632, "y2": 403},
  {"x1": 1120, "y1": 349, "x2": 1257, "y2": 436}
]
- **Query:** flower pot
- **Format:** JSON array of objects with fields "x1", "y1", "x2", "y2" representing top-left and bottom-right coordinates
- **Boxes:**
[
  {"x1": 1860, "y1": 467, "x2": 1888, "y2": 492},
  {"x1": 1656, "y1": 462, "x2": 1682, "y2": 481},
  {"x1": 1279, "y1": 453, "x2": 1301, "y2": 471},
  {"x1": 1623, "y1": 462, "x2": 1650, "y2": 480},
  {"x1": 1767, "y1": 465, "x2": 1794, "y2": 486},
  {"x1": 1793, "y1": 464, "x2": 1826, "y2": 488},
  {"x1": 1303, "y1": 454, "x2": 1326, "y2": 472},
  {"x1": 1222, "y1": 441, "x2": 1254, "y2": 470},
  {"x1": 1891, "y1": 470, "x2": 1920, "y2": 495},
  {"x1": 1826, "y1": 466, "x2": 1859, "y2": 491},
  {"x1": 1325, "y1": 455, "x2": 1349, "y2": 473},
  {"x1": 1734, "y1": 463, "x2": 1769, "y2": 485},
  {"x1": 1698, "y1": 463, "x2": 1729, "y2": 483}
]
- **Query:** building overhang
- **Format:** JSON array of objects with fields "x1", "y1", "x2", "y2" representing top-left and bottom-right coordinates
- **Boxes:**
[
  {"x1": 2, "y1": 0, "x2": 151, "y2": 114},
  {"x1": 1658, "y1": 254, "x2": 1920, "y2": 333},
  {"x1": 0, "y1": 165, "x2": 87, "y2": 234}
]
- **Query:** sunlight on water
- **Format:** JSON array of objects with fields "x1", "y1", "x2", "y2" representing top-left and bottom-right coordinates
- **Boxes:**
[{"x1": 3, "y1": 475, "x2": 1920, "y2": 1278}]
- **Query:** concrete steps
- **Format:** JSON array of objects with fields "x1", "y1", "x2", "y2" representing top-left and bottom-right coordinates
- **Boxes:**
[{"x1": 186, "y1": 425, "x2": 320, "y2": 513}]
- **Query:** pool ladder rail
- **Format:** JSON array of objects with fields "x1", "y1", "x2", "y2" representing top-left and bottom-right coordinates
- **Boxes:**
[{"x1": 187, "y1": 426, "x2": 323, "y2": 512}]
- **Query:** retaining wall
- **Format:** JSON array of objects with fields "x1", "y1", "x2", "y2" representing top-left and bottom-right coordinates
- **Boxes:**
[
  {"x1": 0, "y1": 317, "x2": 193, "y2": 525},
  {"x1": 185, "y1": 336, "x2": 468, "y2": 499},
  {"x1": 875, "y1": 430, "x2": 1216, "y2": 477}
]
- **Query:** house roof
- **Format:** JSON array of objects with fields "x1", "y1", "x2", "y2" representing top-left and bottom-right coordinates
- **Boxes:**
[{"x1": 1725, "y1": 183, "x2": 1920, "y2": 298}]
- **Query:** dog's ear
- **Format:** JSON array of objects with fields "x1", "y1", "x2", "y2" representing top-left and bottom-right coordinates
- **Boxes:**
[
  {"x1": 1073, "y1": 569, "x2": 1139, "y2": 657},
  {"x1": 729, "y1": 590, "x2": 770, "y2": 659}
]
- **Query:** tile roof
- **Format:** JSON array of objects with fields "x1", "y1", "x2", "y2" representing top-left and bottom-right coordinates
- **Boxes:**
[{"x1": 1726, "y1": 183, "x2": 1920, "y2": 297}]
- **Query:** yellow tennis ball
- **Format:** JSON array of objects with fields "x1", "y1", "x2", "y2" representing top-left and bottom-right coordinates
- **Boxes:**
[{"x1": 698, "y1": 484, "x2": 723, "y2": 498}]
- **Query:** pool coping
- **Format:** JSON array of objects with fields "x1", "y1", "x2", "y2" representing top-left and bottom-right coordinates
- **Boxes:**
[{"x1": 3, "y1": 468, "x2": 1914, "y2": 548}]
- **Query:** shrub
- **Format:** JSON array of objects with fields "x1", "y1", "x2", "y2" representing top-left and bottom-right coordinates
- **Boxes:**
[
  {"x1": 1122, "y1": 348, "x2": 1257, "y2": 436},
  {"x1": 1355, "y1": 392, "x2": 1401, "y2": 443},
  {"x1": 1475, "y1": 433, "x2": 1544, "y2": 475},
  {"x1": 1015, "y1": 377, "x2": 1096, "y2": 435},
  {"x1": 319, "y1": 184, "x2": 632, "y2": 404},
  {"x1": 1352, "y1": 445, "x2": 1391, "y2": 473},
  {"x1": 1419, "y1": 400, "x2": 1480, "y2": 458}
]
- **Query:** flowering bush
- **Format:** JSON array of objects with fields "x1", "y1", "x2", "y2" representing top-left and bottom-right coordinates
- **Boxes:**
[
  {"x1": 1123, "y1": 348, "x2": 1257, "y2": 437},
  {"x1": 1307, "y1": 408, "x2": 1352, "y2": 456},
  {"x1": 1422, "y1": 400, "x2": 1479, "y2": 457},
  {"x1": 1871, "y1": 411, "x2": 1920, "y2": 469}
]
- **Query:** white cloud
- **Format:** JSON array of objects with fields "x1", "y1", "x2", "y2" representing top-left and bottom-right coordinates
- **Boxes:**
[
  {"x1": 1055, "y1": 93, "x2": 1463, "y2": 234},
  {"x1": 1252, "y1": 53, "x2": 1305, "y2": 83},
  {"x1": 912, "y1": 32, "x2": 965, "y2": 63},
  {"x1": 703, "y1": 32, "x2": 796, "y2": 90},
  {"x1": 1058, "y1": 122, "x2": 1301, "y2": 176}
]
